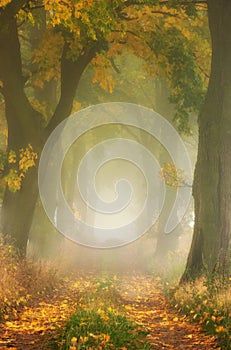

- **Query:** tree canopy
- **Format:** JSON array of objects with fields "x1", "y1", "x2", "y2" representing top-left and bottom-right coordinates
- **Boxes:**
[{"x1": 0, "y1": 0, "x2": 211, "y2": 257}]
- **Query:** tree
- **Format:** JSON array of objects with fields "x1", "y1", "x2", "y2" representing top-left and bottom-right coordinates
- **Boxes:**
[
  {"x1": 0, "y1": 0, "x2": 209, "y2": 254},
  {"x1": 182, "y1": 0, "x2": 231, "y2": 280},
  {"x1": 0, "y1": 0, "x2": 103, "y2": 253}
]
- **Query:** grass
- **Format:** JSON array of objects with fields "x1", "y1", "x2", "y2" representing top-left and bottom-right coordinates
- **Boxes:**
[
  {"x1": 0, "y1": 238, "x2": 58, "y2": 320},
  {"x1": 52, "y1": 275, "x2": 151, "y2": 350},
  {"x1": 167, "y1": 275, "x2": 231, "y2": 349},
  {"x1": 56, "y1": 308, "x2": 150, "y2": 350}
]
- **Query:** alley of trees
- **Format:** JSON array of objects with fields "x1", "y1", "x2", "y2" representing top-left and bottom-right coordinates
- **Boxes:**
[{"x1": 0, "y1": 1, "x2": 231, "y2": 349}]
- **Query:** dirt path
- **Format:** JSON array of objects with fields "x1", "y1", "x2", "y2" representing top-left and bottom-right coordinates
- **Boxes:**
[
  {"x1": 117, "y1": 275, "x2": 220, "y2": 349},
  {"x1": 0, "y1": 274, "x2": 220, "y2": 350}
]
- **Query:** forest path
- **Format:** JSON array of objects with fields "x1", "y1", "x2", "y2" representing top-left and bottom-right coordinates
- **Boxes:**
[{"x1": 0, "y1": 273, "x2": 219, "y2": 349}]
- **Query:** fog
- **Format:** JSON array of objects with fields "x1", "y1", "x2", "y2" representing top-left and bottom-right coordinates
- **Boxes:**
[{"x1": 27, "y1": 53, "x2": 197, "y2": 279}]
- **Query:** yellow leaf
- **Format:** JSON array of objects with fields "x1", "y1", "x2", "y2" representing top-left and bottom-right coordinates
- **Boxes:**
[
  {"x1": 216, "y1": 326, "x2": 227, "y2": 333},
  {"x1": 71, "y1": 336, "x2": 77, "y2": 344}
]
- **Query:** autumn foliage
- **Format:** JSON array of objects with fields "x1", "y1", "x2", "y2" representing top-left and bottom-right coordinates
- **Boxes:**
[
  {"x1": 171, "y1": 277, "x2": 231, "y2": 349},
  {"x1": 160, "y1": 162, "x2": 191, "y2": 188},
  {"x1": 0, "y1": 239, "x2": 57, "y2": 320},
  {"x1": 0, "y1": 263, "x2": 221, "y2": 349}
]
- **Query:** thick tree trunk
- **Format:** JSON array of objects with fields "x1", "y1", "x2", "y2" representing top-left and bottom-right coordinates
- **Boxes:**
[
  {"x1": 1, "y1": 167, "x2": 38, "y2": 255},
  {"x1": 0, "y1": 13, "x2": 97, "y2": 254},
  {"x1": 0, "y1": 16, "x2": 41, "y2": 254},
  {"x1": 181, "y1": 0, "x2": 231, "y2": 281}
]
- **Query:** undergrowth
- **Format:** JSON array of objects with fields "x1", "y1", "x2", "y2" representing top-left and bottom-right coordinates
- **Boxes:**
[
  {"x1": 167, "y1": 275, "x2": 231, "y2": 349},
  {"x1": 0, "y1": 238, "x2": 58, "y2": 320}
]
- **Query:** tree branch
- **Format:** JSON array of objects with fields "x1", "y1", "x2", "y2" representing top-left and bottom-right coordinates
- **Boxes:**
[
  {"x1": 110, "y1": 57, "x2": 121, "y2": 74},
  {"x1": 46, "y1": 43, "x2": 97, "y2": 135}
]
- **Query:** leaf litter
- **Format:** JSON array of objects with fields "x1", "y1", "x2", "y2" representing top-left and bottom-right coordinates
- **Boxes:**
[{"x1": 0, "y1": 272, "x2": 220, "y2": 349}]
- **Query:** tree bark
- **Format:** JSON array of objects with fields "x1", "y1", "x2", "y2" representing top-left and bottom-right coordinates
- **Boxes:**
[
  {"x1": 46, "y1": 43, "x2": 97, "y2": 133},
  {"x1": 1, "y1": 167, "x2": 38, "y2": 255},
  {"x1": 0, "y1": 10, "x2": 97, "y2": 254},
  {"x1": 0, "y1": 16, "x2": 42, "y2": 254},
  {"x1": 181, "y1": 0, "x2": 231, "y2": 281}
]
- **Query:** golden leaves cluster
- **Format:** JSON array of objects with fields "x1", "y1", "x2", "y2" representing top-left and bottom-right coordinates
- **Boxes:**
[
  {"x1": 3, "y1": 144, "x2": 38, "y2": 192},
  {"x1": 92, "y1": 54, "x2": 114, "y2": 93},
  {"x1": 32, "y1": 30, "x2": 64, "y2": 88},
  {"x1": 0, "y1": 0, "x2": 11, "y2": 8},
  {"x1": 160, "y1": 162, "x2": 189, "y2": 189}
]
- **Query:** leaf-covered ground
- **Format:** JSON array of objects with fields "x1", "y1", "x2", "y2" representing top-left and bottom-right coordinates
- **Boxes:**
[{"x1": 0, "y1": 273, "x2": 220, "y2": 350}]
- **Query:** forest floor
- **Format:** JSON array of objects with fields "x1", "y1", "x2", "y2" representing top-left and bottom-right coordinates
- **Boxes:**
[{"x1": 0, "y1": 272, "x2": 220, "y2": 350}]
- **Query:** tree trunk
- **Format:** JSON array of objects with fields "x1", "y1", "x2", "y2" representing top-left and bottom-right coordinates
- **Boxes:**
[
  {"x1": 181, "y1": 0, "x2": 231, "y2": 281},
  {"x1": 0, "y1": 12, "x2": 97, "y2": 254},
  {"x1": 1, "y1": 167, "x2": 38, "y2": 255}
]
